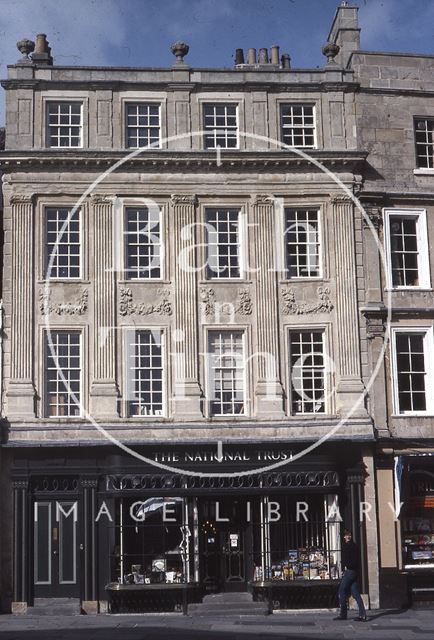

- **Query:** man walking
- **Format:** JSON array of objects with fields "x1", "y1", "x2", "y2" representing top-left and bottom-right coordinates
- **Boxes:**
[{"x1": 334, "y1": 529, "x2": 367, "y2": 621}]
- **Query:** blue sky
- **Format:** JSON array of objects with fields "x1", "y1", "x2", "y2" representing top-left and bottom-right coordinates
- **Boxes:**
[{"x1": 1, "y1": 0, "x2": 434, "y2": 124}]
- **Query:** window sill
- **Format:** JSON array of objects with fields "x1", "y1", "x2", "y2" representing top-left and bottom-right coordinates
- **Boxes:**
[
  {"x1": 118, "y1": 279, "x2": 171, "y2": 285},
  {"x1": 414, "y1": 169, "x2": 434, "y2": 175},
  {"x1": 392, "y1": 413, "x2": 434, "y2": 418},
  {"x1": 385, "y1": 287, "x2": 433, "y2": 292},
  {"x1": 199, "y1": 279, "x2": 253, "y2": 285},
  {"x1": 38, "y1": 279, "x2": 90, "y2": 284}
]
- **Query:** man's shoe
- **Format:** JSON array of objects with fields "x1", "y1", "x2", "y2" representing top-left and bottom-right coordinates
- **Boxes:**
[
  {"x1": 333, "y1": 616, "x2": 347, "y2": 620},
  {"x1": 355, "y1": 616, "x2": 367, "y2": 622}
]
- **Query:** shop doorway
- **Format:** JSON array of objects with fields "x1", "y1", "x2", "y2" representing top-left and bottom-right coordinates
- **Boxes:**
[
  {"x1": 33, "y1": 500, "x2": 80, "y2": 598},
  {"x1": 200, "y1": 497, "x2": 253, "y2": 592}
]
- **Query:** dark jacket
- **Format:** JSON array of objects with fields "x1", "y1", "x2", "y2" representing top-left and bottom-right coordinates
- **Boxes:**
[{"x1": 341, "y1": 540, "x2": 360, "y2": 572}]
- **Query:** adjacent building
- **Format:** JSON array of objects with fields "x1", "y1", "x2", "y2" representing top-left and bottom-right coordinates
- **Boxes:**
[{"x1": 0, "y1": 2, "x2": 432, "y2": 615}]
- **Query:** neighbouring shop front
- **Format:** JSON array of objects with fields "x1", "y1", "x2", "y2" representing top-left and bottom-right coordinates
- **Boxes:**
[
  {"x1": 399, "y1": 453, "x2": 434, "y2": 607},
  {"x1": 9, "y1": 442, "x2": 371, "y2": 613}
]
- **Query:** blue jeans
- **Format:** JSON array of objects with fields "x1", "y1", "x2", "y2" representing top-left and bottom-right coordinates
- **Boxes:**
[{"x1": 338, "y1": 569, "x2": 366, "y2": 618}]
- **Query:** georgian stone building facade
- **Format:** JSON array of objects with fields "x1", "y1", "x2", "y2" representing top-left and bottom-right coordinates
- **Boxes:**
[
  {"x1": 3, "y1": 2, "x2": 431, "y2": 613},
  {"x1": 353, "y1": 48, "x2": 434, "y2": 606}
]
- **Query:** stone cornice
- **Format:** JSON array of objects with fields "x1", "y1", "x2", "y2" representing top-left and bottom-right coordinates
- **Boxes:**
[{"x1": 0, "y1": 150, "x2": 368, "y2": 173}]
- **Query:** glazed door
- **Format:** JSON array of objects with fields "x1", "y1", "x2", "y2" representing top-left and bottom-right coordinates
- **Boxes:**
[
  {"x1": 200, "y1": 498, "x2": 250, "y2": 593},
  {"x1": 33, "y1": 500, "x2": 80, "y2": 598},
  {"x1": 221, "y1": 528, "x2": 246, "y2": 592}
]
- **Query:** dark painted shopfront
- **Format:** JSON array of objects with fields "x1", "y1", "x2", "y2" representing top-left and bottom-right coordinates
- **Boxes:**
[{"x1": 10, "y1": 442, "x2": 370, "y2": 613}]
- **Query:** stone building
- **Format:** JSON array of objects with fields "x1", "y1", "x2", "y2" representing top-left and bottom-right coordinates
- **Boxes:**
[
  {"x1": 350, "y1": 41, "x2": 434, "y2": 608},
  {"x1": 1, "y1": 1, "x2": 429, "y2": 614}
]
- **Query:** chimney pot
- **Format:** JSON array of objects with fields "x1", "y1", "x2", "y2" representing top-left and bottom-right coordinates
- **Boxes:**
[
  {"x1": 258, "y1": 47, "x2": 269, "y2": 64},
  {"x1": 281, "y1": 53, "x2": 291, "y2": 69},
  {"x1": 32, "y1": 33, "x2": 53, "y2": 65},
  {"x1": 247, "y1": 48, "x2": 256, "y2": 64},
  {"x1": 235, "y1": 48, "x2": 244, "y2": 65},
  {"x1": 270, "y1": 45, "x2": 280, "y2": 65},
  {"x1": 35, "y1": 33, "x2": 48, "y2": 54}
]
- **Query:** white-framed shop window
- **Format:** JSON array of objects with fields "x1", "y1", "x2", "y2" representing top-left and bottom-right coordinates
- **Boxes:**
[
  {"x1": 124, "y1": 205, "x2": 162, "y2": 279},
  {"x1": 46, "y1": 101, "x2": 83, "y2": 148},
  {"x1": 205, "y1": 208, "x2": 242, "y2": 279},
  {"x1": 284, "y1": 208, "x2": 321, "y2": 278},
  {"x1": 45, "y1": 207, "x2": 81, "y2": 279},
  {"x1": 125, "y1": 328, "x2": 165, "y2": 417},
  {"x1": 280, "y1": 104, "x2": 316, "y2": 148},
  {"x1": 125, "y1": 102, "x2": 161, "y2": 148},
  {"x1": 289, "y1": 329, "x2": 326, "y2": 415},
  {"x1": 391, "y1": 327, "x2": 434, "y2": 415},
  {"x1": 44, "y1": 330, "x2": 82, "y2": 418},
  {"x1": 384, "y1": 209, "x2": 430, "y2": 289},
  {"x1": 207, "y1": 329, "x2": 245, "y2": 416},
  {"x1": 203, "y1": 103, "x2": 239, "y2": 149}
]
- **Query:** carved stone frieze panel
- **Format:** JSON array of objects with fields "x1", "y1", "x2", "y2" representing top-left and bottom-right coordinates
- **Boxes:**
[
  {"x1": 281, "y1": 285, "x2": 333, "y2": 315},
  {"x1": 200, "y1": 287, "x2": 253, "y2": 317},
  {"x1": 119, "y1": 286, "x2": 172, "y2": 316},
  {"x1": 170, "y1": 194, "x2": 198, "y2": 206},
  {"x1": 39, "y1": 289, "x2": 88, "y2": 315}
]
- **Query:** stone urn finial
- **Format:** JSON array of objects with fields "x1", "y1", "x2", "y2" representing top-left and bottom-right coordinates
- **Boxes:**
[
  {"x1": 322, "y1": 41, "x2": 340, "y2": 65},
  {"x1": 170, "y1": 41, "x2": 189, "y2": 63},
  {"x1": 16, "y1": 38, "x2": 35, "y2": 63}
]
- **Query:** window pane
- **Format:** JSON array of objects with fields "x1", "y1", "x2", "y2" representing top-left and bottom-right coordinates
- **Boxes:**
[
  {"x1": 45, "y1": 208, "x2": 81, "y2": 279},
  {"x1": 395, "y1": 332, "x2": 427, "y2": 413},
  {"x1": 281, "y1": 104, "x2": 315, "y2": 148},
  {"x1": 208, "y1": 331, "x2": 244, "y2": 415},
  {"x1": 290, "y1": 331, "x2": 325, "y2": 414},
  {"x1": 47, "y1": 102, "x2": 82, "y2": 148},
  {"x1": 45, "y1": 332, "x2": 81, "y2": 417},
  {"x1": 285, "y1": 209, "x2": 320, "y2": 278},
  {"x1": 125, "y1": 207, "x2": 161, "y2": 279},
  {"x1": 125, "y1": 103, "x2": 161, "y2": 148},
  {"x1": 203, "y1": 103, "x2": 238, "y2": 149},
  {"x1": 205, "y1": 209, "x2": 240, "y2": 279},
  {"x1": 127, "y1": 330, "x2": 164, "y2": 417}
]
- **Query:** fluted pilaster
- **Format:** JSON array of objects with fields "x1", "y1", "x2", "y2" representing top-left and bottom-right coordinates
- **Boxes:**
[
  {"x1": 331, "y1": 194, "x2": 366, "y2": 414},
  {"x1": 252, "y1": 195, "x2": 284, "y2": 417},
  {"x1": 89, "y1": 195, "x2": 118, "y2": 418},
  {"x1": 171, "y1": 194, "x2": 202, "y2": 418},
  {"x1": 7, "y1": 195, "x2": 35, "y2": 418}
]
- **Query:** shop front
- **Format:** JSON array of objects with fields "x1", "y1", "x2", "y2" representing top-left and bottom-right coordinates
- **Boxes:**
[
  {"x1": 9, "y1": 442, "x2": 371, "y2": 613},
  {"x1": 399, "y1": 454, "x2": 434, "y2": 607}
]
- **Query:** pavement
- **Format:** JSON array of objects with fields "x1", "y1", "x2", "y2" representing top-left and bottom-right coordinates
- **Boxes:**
[{"x1": 0, "y1": 608, "x2": 434, "y2": 640}]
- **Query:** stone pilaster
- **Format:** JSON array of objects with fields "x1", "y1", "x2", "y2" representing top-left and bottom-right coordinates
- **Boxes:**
[
  {"x1": 331, "y1": 194, "x2": 366, "y2": 415},
  {"x1": 252, "y1": 195, "x2": 284, "y2": 417},
  {"x1": 89, "y1": 195, "x2": 119, "y2": 418},
  {"x1": 171, "y1": 195, "x2": 202, "y2": 418},
  {"x1": 7, "y1": 195, "x2": 35, "y2": 418}
]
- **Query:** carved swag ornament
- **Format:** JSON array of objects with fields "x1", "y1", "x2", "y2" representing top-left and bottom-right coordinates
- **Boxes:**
[
  {"x1": 281, "y1": 286, "x2": 333, "y2": 315},
  {"x1": 119, "y1": 287, "x2": 172, "y2": 316},
  {"x1": 39, "y1": 289, "x2": 88, "y2": 315},
  {"x1": 200, "y1": 287, "x2": 253, "y2": 316}
]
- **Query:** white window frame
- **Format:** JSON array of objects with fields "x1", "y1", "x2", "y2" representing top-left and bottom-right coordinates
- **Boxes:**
[
  {"x1": 45, "y1": 206, "x2": 82, "y2": 281},
  {"x1": 206, "y1": 329, "x2": 246, "y2": 417},
  {"x1": 125, "y1": 102, "x2": 161, "y2": 149},
  {"x1": 204, "y1": 208, "x2": 244, "y2": 280},
  {"x1": 414, "y1": 117, "x2": 434, "y2": 169},
  {"x1": 44, "y1": 330, "x2": 83, "y2": 419},
  {"x1": 125, "y1": 328, "x2": 166, "y2": 418},
  {"x1": 280, "y1": 103, "x2": 317, "y2": 149},
  {"x1": 288, "y1": 328, "x2": 327, "y2": 416},
  {"x1": 46, "y1": 101, "x2": 83, "y2": 149},
  {"x1": 203, "y1": 103, "x2": 239, "y2": 150},
  {"x1": 391, "y1": 327, "x2": 434, "y2": 416},
  {"x1": 124, "y1": 203, "x2": 163, "y2": 280},
  {"x1": 384, "y1": 208, "x2": 431, "y2": 290},
  {"x1": 284, "y1": 207, "x2": 322, "y2": 279}
]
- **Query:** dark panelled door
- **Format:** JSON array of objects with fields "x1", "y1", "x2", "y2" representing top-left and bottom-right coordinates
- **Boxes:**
[{"x1": 33, "y1": 500, "x2": 80, "y2": 598}]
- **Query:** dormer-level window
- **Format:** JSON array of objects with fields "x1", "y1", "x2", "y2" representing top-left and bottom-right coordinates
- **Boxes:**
[
  {"x1": 126, "y1": 103, "x2": 161, "y2": 148},
  {"x1": 281, "y1": 104, "x2": 316, "y2": 148},
  {"x1": 203, "y1": 103, "x2": 238, "y2": 149},
  {"x1": 47, "y1": 102, "x2": 82, "y2": 148},
  {"x1": 415, "y1": 117, "x2": 434, "y2": 168}
]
